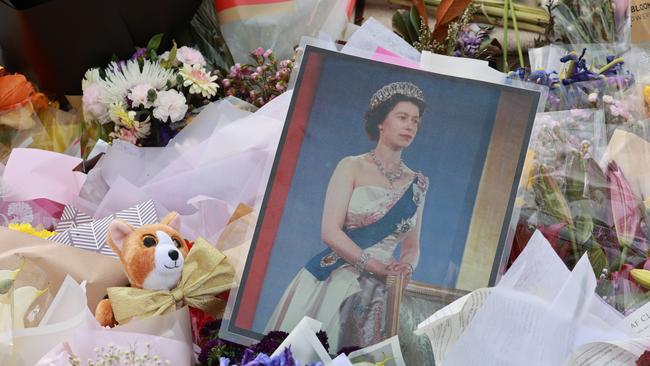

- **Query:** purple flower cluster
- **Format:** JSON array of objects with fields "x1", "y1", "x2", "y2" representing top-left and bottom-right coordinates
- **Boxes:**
[
  {"x1": 452, "y1": 24, "x2": 490, "y2": 58},
  {"x1": 198, "y1": 321, "x2": 332, "y2": 366},
  {"x1": 221, "y1": 47, "x2": 296, "y2": 108}
]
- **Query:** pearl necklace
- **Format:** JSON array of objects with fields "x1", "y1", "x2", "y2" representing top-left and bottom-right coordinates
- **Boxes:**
[{"x1": 369, "y1": 150, "x2": 403, "y2": 189}]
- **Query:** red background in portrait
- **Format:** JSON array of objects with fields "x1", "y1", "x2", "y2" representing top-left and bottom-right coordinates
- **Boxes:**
[{"x1": 235, "y1": 52, "x2": 324, "y2": 329}]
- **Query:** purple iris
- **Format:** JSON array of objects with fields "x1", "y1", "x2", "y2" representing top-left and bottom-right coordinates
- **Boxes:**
[
  {"x1": 560, "y1": 49, "x2": 601, "y2": 85},
  {"x1": 507, "y1": 68, "x2": 559, "y2": 89},
  {"x1": 240, "y1": 347, "x2": 298, "y2": 366}
]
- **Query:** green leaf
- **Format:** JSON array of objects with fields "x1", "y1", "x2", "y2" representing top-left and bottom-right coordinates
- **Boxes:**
[
  {"x1": 401, "y1": 8, "x2": 419, "y2": 44},
  {"x1": 570, "y1": 200, "x2": 594, "y2": 245},
  {"x1": 565, "y1": 153, "x2": 586, "y2": 203},
  {"x1": 147, "y1": 33, "x2": 164, "y2": 52},
  {"x1": 574, "y1": 213, "x2": 594, "y2": 245},
  {"x1": 392, "y1": 10, "x2": 413, "y2": 44},
  {"x1": 409, "y1": 6, "x2": 422, "y2": 35},
  {"x1": 0, "y1": 279, "x2": 13, "y2": 295},
  {"x1": 161, "y1": 41, "x2": 178, "y2": 69},
  {"x1": 147, "y1": 89, "x2": 157, "y2": 103},
  {"x1": 587, "y1": 241, "x2": 608, "y2": 277}
]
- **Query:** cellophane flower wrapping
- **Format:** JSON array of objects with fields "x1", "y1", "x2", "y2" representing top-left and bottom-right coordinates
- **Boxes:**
[
  {"x1": 552, "y1": 0, "x2": 630, "y2": 45},
  {"x1": 0, "y1": 101, "x2": 48, "y2": 164},
  {"x1": 216, "y1": 0, "x2": 349, "y2": 64},
  {"x1": 508, "y1": 107, "x2": 650, "y2": 314},
  {"x1": 0, "y1": 258, "x2": 52, "y2": 364}
]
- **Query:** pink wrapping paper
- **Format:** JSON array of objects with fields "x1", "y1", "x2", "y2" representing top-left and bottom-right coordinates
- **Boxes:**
[
  {"x1": 0, "y1": 199, "x2": 63, "y2": 229},
  {"x1": 372, "y1": 47, "x2": 420, "y2": 69},
  {"x1": 3, "y1": 148, "x2": 86, "y2": 205},
  {"x1": 82, "y1": 92, "x2": 291, "y2": 242}
]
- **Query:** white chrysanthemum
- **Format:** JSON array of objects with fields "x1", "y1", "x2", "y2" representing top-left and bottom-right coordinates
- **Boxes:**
[
  {"x1": 102, "y1": 60, "x2": 174, "y2": 105},
  {"x1": 179, "y1": 64, "x2": 218, "y2": 98},
  {"x1": 82, "y1": 68, "x2": 102, "y2": 90}
]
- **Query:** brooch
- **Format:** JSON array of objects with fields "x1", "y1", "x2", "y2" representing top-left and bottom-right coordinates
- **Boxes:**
[
  {"x1": 320, "y1": 252, "x2": 340, "y2": 267},
  {"x1": 396, "y1": 218, "x2": 412, "y2": 234}
]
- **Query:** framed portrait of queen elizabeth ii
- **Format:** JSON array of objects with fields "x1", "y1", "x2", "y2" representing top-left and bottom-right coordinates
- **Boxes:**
[{"x1": 226, "y1": 46, "x2": 540, "y2": 362}]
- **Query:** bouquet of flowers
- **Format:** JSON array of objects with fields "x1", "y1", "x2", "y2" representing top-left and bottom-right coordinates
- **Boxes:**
[
  {"x1": 509, "y1": 111, "x2": 650, "y2": 314},
  {"x1": 0, "y1": 67, "x2": 49, "y2": 161},
  {"x1": 81, "y1": 35, "x2": 220, "y2": 147},
  {"x1": 552, "y1": 0, "x2": 630, "y2": 45}
]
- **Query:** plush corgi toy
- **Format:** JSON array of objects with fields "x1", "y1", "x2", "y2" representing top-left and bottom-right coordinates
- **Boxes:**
[{"x1": 95, "y1": 212, "x2": 189, "y2": 327}]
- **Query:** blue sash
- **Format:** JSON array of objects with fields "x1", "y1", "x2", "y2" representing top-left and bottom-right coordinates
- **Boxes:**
[{"x1": 304, "y1": 178, "x2": 419, "y2": 281}]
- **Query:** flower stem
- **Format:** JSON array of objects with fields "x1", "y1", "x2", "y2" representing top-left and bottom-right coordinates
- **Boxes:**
[
  {"x1": 502, "y1": 0, "x2": 509, "y2": 72},
  {"x1": 597, "y1": 57, "x2": 624, "y2": 74},
  {"x1": 508, "y1": 0, "x2": 525, "y2": 68},
  {"x1": 619, "y1": 245, "x2": 629, "y2": 272}
]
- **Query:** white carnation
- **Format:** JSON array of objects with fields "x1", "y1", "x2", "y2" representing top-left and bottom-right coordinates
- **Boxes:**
[{"x1": 152, "y1": 89, "x2": 188, "y2": 123}]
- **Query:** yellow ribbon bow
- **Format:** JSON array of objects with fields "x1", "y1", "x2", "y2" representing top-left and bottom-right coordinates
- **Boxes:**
[{"x1": 107, "y1": 238, "x2": 235, "y2": 324}]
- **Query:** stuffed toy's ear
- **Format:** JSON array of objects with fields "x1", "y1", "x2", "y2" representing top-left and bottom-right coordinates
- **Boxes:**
[
  {"x1": 161, "y1": 212, "x2": 181, "y2": 232},
  {"x1": 108, "y1": 220, "x2": 134, "y2": 256}
]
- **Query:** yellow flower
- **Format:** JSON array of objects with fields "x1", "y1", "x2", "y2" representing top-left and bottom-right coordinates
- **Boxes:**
[
  {"x1": 8, "y1": 223, "x2": 56, "y2": 239},
  {"x1": 109, "y1": 102, "x2": 137, "y2": 129},
  {"x1": 521, "y1": 148, "x2": 536, "y2": 191}
]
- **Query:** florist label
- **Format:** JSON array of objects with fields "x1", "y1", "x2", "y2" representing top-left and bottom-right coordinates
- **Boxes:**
[
  {"x1": 632, "y1": 0, "x2": 650, "y2": 43},
  {"x1": 624, "y1": 301, "x2": 650, "y2": 335}
]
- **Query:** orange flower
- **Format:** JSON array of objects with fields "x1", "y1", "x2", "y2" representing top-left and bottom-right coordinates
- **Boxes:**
[
  {"x1": 0, "y1": 74, "x2": 35, "y2": 112},
  {"x1": 31, "y1": 92, "x2": 49, "y2": 112}
]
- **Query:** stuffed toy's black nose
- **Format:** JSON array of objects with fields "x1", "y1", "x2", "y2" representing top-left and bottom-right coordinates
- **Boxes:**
[{"x1": 168, "y1": 250, "x2": 179, "y2": 261}]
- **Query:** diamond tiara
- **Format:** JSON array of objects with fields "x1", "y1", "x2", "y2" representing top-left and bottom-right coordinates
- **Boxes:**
[{"x1": 369, "y1": 82, "x2": 425, "y2": 110}]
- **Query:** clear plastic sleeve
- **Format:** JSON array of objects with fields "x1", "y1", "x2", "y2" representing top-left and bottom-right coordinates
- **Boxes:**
[
  {"x1": 504, "y1": 106, "x2": 650, "y2": 315},
  {"x1": 217, "y1": 0, "x2": 350, "y2": 64}
]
